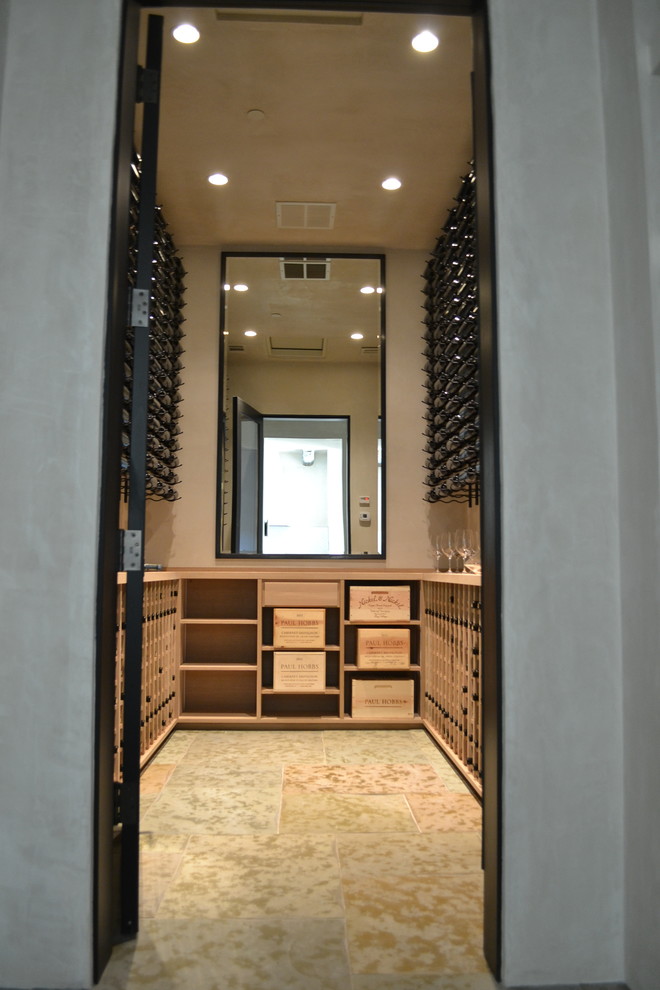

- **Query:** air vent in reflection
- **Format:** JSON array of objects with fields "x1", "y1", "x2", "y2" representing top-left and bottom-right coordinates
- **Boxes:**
[
  {"x1": 280, "y1": 258, "x2": 331, "y2": 280},
  {"x1": 268, "y1": 335, "x2": 326, "y2": 359}
]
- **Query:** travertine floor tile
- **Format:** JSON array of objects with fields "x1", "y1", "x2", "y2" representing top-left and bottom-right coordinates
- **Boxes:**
[
  {"x1": 343, "y1": 873, "x2": 486, "y2": 975},
  {"x1": 156, "y1": 834, "x2": 343, "y2": 919},
  {"x1": 322, "y1": 729, "x2": 429, "y2": 764},
  {"x1": 127, "y1": 729, "x2": 488, "y2": 987},
  {"x1": 180, "y1": 729, "x2": 326, "y2": 768},
  {"x1": 139, "y1": 834, "x2": 189, "y2": 919},
  {"x1": 141, "y1": 767, "x2": 282, "y2": 835},
  {"x1": 96, "y1": 917, "x2": 352, "y2": 990},
  {"x1": 337, "y1": 831, "x2": 482, "y2": 878},
  {"x1": 140, "y1": 763, "x2": 176, "y2": 794},
  {"x1": 283, "y1": 763, "x2": 447, "y2": 794},
  {"x1": 148, "y1": 730, "x2": 195, "y2": 764},
  {"x1": 280, "y1": 793, "x2": 419, "y2": 833},
  {"x1": 407, "y1": 792, "x2": 482, "y2": 833},
  {"x1": 351, "y1": 974, "x2": 498, "y2": 989}
]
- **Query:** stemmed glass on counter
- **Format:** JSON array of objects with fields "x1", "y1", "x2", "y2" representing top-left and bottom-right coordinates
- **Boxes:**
[
  {"x1": 435, "y1": 531, "x2": 456, "y2": 570},
  {"x1": 433, "y1": 529, "x2": 481, "y2": 573}
]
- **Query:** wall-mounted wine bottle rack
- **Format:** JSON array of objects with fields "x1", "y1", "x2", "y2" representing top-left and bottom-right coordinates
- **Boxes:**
[
  {"x1": 122, "y1": 154, "x2": 185, "y2": 502},
  {"x1": 421, "y1": 165, "x2": 479, "y2": 504}
]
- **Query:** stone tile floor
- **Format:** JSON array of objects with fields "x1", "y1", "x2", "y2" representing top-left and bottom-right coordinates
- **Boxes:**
[{"x1": 98, "y1": 729, "x2": 496, "y2": 990}]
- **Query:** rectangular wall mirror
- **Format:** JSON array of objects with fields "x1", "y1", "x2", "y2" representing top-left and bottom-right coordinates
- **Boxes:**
[{"x1": 216, "y1": 252, "x2": 385, "y2": 558}]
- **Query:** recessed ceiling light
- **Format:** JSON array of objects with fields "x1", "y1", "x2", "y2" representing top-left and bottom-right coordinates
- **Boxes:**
[
  {"x1": 233, "y1": 283, "x2": 248, "y2": 292},
  {"x1": 351, "y1": 332, "x2": 364, "y2": 340},
  {"x1": 376, "y1": 287, "x2": 384, "y2": 294},
  {"x1": 208, "y1": 172, "x2": 229, "y2": 186},
  {"x1": 223, "y1": 330, "x2": 229, "y2": 336},
  {"x1": 244, "y1": 330, "x2": 257, "y2": 337},
  {"x1": 360, "y1": 286, "x2": 376, "y2": 295},
  {"x1": 412, "y1": 30, "x2": 439, "y2": 53},
  {"x1": 172, "y1": 23, "x2": 200, "y2": 44},
  {"x1": 246, "y1": 108, "x2": 266, "y2": 121},
  {"x1": 223, "y1": 283, "x2": 231, "y2": 291},
  {"x1": 382, "y1": 177, "x2": 402, "y2": 191}
]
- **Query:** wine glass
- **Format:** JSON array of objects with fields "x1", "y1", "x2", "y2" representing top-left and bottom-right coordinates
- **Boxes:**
[
  {"x1": 455, "y1": 528, "x2": 473, "y2": 571},
  {"x1": 439, "y1": 530, "x2": 456, "y2": 570},
  {"x1": 463, "y1": 529, "x2": 482, "y2": 573}
]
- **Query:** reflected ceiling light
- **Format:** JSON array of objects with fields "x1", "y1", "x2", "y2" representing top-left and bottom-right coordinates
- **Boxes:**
[
  {"x1": 208, "y1": 172, "x2": 229, "y2": 186},
  {"x1": 360, "y1": 285, "x2": 375, "y2": 294},
  {"x1": 412, "y1": 30, "x2": 439, "y2": 53},
  {"x1": 376, "y1": 287, "x2": 384, "y2": 294},
  {"x1": 223, "y1": 330, "x2": 229, "y2": 336},
  {"x1": 382, "y1": 176, "x2": 402, "y2": 190},
  {"x1": 233, "y1": 283, "x2": 248, "y2": 292},
  {"x1": 173, "y1": 23, "x2": 200, "y2": 44},
  {"x1": 223, "y1": 283, "x2": 231, "y2": 291},
  {"x1": 351, "y1": 332, "x2": 364, "y2": 340},
  {"x1": 244, "y1": 330, "x2": 257, "y2": 337}
]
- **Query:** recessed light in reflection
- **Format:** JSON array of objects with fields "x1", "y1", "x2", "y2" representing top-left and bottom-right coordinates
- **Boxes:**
[
  {"x1": 173, "y1": 24, "x2": 200, "y2": 44},
  {"x1": 412, "y1": 30, "x2": 439, "y2": 53},
  {"x1": 244, "y1": 330, "x2": 257, "y2": 337},
  {"x1": 360, "y1": 286, "x2": 375, "y2": 294},
  {"x1": 208, "y1": 173, "x2": 229, "y2": 186},
  {"x1": 234, "y1": 283, "x2": 248, "y2": 292},
  {"x1": 382, "y1": 177, "x2": 402, "y2": 191},
  {"x1": 351, "y1": 332, "x2": 364, "y2": 340}
]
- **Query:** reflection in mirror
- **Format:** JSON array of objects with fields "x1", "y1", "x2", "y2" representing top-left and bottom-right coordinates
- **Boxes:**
[{"x1": 216, "y1": 253, "x2": 385, "y2": 558}]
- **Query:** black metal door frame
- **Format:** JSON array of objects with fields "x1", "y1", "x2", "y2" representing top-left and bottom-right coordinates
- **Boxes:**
[{"x1": 95, "y1": 0, "x2": 501, "y2": 980}]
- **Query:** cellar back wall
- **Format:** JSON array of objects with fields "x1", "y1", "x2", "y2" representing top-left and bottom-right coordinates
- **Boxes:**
[{"x1": 145, "y1": 246, "x2": 467, "y2": 568}]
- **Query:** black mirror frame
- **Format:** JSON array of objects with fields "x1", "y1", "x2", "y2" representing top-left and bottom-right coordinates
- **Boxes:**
[{"x1": 214, "y1": 250, "x2": 387, "y2": 560}]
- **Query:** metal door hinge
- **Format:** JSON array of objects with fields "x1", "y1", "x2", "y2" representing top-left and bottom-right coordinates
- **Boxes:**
[
  {"x1": 129, "y1": 288, "x2": 149, "y2": 329},
  {"x1": 136, "y1": 66, "x2": 159, "y2": 105},
  {"x1": 119, "y1": 529, "x2": 143, "y2": 572},
  {"x1": 113, "y1": 782, "x2": 122, "y2": 825}
]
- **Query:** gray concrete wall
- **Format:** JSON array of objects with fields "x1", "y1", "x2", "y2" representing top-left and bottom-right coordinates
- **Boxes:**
[
  {"x1": 0, "y1": 1, "x2": 121, "y2": 986},
  {"x1": 614, "y1": 3, "x2": 660, "y2": 989},
  {"x1": 489, "y1": 0, "x2": 626, "y2": 983}
]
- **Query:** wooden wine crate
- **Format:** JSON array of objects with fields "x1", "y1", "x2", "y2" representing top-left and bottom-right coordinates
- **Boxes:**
[
  {"x1": 356, "y1": 628, "x2": 410, "y2": 669},
  {"x1": 273, "y1": 608, "x2": 325, "y2": 648},
  {"x1": 273, "y1": 652, "x2": 326, "y2": 692},
  {"x1": 348, "y1": 585, "x2": 411, "y2": 621},
  {"x1": 352, "y1": 678, "x2": 414, "y2": 718}
]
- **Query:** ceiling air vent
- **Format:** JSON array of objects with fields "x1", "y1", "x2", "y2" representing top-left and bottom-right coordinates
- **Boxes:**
[
  {"x1": 280, "y1": 258, "x2": 331, "y2": 281},
  {"x1": 276, "y1": 202, "x2": 336, "y2": 230},
  {"x1": 361, "y1": 346, "x2": 380, "y2": 356},
  {"x1": 228, "y1": 344, "x2": 245, "y2": 352}
]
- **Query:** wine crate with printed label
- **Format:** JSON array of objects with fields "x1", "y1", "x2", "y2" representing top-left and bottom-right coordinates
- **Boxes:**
[
  {"x1": 356, "y1": 628, "x2": 410, "y2": 669},
  {"x1": 351, "y1": 678, "x2": 415, "y2": 718}
]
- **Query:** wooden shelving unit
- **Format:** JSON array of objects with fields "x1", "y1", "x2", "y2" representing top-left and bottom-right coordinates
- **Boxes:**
[
  {"x1": 115, "y1": 569, "x2": 482, "y2": 788},
  {"x1": 179, "y1": 578, "x2": 258, "y2": 719}
]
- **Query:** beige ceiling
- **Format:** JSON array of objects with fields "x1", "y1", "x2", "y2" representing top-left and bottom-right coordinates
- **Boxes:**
[{"x1": 142, "y1": 6, "x2": 475, "y2": 251}]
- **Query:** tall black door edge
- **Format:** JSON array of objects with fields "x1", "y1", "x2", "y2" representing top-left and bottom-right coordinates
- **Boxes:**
[
  {"x1": 94, "y1": 0, "x2": 141, "y2": 980},
  {"x1": 472, "y1": 0, "x2": 503, "y2": 979}
]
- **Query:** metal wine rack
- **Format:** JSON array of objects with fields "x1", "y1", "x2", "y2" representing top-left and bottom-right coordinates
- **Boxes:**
[
  {"x1": 422, "y1": 165, "x2": 479, "y2": 504},
  {"x1": 122, "y1": 154, "x2": 185, "y2": 501}
]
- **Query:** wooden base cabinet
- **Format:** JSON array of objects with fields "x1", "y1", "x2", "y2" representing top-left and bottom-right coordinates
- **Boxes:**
[{"x1": 115, "y1": 570, "x2": 482, "y2": 792}]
